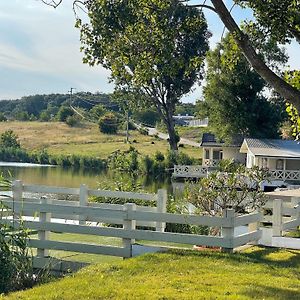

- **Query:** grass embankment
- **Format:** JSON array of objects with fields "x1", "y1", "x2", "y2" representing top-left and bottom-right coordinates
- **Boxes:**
[
  {"x1": 0, "y1": 121, "x2": 200, "y2": 159},
  {"x1": 2, "y1": 247, "x2": 300, "y2": 300}
]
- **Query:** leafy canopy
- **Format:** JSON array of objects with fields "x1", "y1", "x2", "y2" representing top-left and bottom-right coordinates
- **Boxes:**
[
  {"x1": 197, "y1": 34, "x2": 286, "y2": 141},
  {"x1": 78, "y1": 0, "x2": 209, "y2": 149}
]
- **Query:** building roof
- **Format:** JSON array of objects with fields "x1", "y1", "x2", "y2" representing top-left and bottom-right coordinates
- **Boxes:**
[
  {"x1": 240, "y1": 138, "x2": 300, "y2": 158},
  {"x1": 200, "y1": 133, "x2": 243, "y2": 148}
]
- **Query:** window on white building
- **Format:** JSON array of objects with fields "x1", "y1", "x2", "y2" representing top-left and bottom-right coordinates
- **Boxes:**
[{"x1": 276, "y1": 159, "x2": 283, "y2": 170}]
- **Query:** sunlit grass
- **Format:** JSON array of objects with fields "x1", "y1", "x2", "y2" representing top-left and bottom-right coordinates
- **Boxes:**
[
  {"x1": 0, "y1": 121, "x2": 201, "y2": 159},
  {"x1": 3, "y1": 246, "x2": 300, "y2": 300}
]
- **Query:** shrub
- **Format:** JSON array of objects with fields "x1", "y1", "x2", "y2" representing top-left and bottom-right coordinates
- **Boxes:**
[
  {"x1": 0, "y1": 130, "x2": 21, "y2": 149},
  {"x1": 15, "y1": 111, "x2": 30, "y2": 121},
  {"x1": 39, "y1": 110, "x2": 51, "y2": 122},
  {"x1": 37, "y1": 150, "x2": 50, "y2": 165},
  {"x1": 98, "y1": 113, "x2": 119, "y2": 134},
  {"x1": 89, "y1": 104, "x2": 107, "y2": 121},
  {"x1": 65, "y1": 115, "x2": 78, "y2": 127},
  {"x1": 0, "y1": 112, "x2": 7, "y2": 122},
  {"x1": 185, "y1": 162, "x2": 269, "y2": 216},
  {"x1": 56, "y1": 106, "x2": 74, "y2": 122},
  {"x1": 138, "y1": 127, "x2": 148, "y2": 135}
]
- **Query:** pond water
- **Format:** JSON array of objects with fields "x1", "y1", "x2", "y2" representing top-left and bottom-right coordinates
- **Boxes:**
[{"x1": 0, "y1": 162, "x2": 176, "y2": 194}]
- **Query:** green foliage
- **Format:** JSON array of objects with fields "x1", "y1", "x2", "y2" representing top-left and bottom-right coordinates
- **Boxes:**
[
  {"x1": 98, "y1": 113, "x2": 119, "y2": 134},
  {"x1": 15, "y1": 111, "x2": 30, "y2": 121},
  {"x1": 56, "y1": 106, "x2": 74, "y2": 122},
  {"x1": 0, "y1": 112, "x2": 7, "y2": 122},
  {"x1": 91, "y1": 174, "x2": 152, "y2": 207},
  {"x1": 133, "y1": 109, "x2": 161, "y2": 127},
  {"x1": 285, "y1": 70, "x2": 300, "y2": 139},
  {"x1": 0, "y1": 215, "x2": 34, "y2": 294},
  {"x1": 175, "y1": 103, "x2": 196, "y2": 116},
  {"x1": 65, "y1": 115, "x2": 79, "y2": 127},
  {"x1": 39, "y1": 110, "x2": 51, "y2": 122},
  {"x1": 236, "y1": 0, "x2": 300, "y2": 44},
  {"x1": 108, "y1": 147, "x2": 139, "y2": 173},
  {"x1": 89, "y1": 104, "x2": 107, "y2": 121},
  {"x1": 78, "y1": 0, "x2": 209, "y2": 149},
  {"x1": 198, "y1": 34, "x2": 286, "y2": 141},
  {"x1": 0, "y1": 130, "x2": 21, "y2": 149}
]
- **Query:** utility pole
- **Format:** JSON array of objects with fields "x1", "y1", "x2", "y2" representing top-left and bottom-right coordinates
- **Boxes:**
[
  {"x1": 68, "y1": 87, "x2": 76, "y2": 104},
  {"x1": 126, "y1": 110, "x2": 129, "y2": 143}
]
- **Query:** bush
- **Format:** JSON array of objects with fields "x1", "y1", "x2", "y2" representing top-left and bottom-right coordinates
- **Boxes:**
[
  {"x1": 108, "y1": 148, "x2": 139, "y2": 172},
  {"x1": 138, "y1": 127, "x2": 148, "y2": 135},
  {"x1": 98, "y1": 113, "x2": 119, "y2": 134},
  {"x1": 65, "y1": 115, "x2": 78, "y2": 127},
  {"x1": 0, "y1": 112, "x2": 7, "y2": 122},
  {"x1": 56, "y1": 106, "x2": 74, "y2": 122},
  {"x1": 15, "y1": 111, "x2": 30, "y2": 121},
  {"x1": 0, "y1": 130, "x2": 21, "y2": 149},
  {"x1": 39, "y1": 110, "x2": 51, "y2": 122}
]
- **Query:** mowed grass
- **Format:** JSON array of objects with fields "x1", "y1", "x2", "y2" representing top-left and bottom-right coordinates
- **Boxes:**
[
  {"x1": 0, "y1": 121, "x2": 201, "y2": 159},
  {"x1": 2, "y1": 247, "x2": 300, "y2": 300}
]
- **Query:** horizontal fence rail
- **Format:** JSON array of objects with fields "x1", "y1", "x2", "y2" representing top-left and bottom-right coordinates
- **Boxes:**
[{"x1": 0, "y1": 180, "x2": 265, "y2": 263}]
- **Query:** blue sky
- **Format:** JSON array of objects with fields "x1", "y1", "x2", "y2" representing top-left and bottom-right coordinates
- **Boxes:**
[{"x1": 0, "y1": 0, "x2": 299, "y2": 102}]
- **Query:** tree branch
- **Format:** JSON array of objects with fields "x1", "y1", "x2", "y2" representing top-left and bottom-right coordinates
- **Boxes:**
[
  {"x1": 210, "y1": 0, "x2": 300, "y2": 111},
  {"x1": 41, "y1": 0, "x2": 63, "y2": 8}
]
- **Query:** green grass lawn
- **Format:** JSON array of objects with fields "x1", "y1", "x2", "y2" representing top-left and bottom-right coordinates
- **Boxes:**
[
  {"x1": 2, "y1": 247, "x2": 300, "y2": 300},
  {"x1": 0, "y1": 121, "x2": 201, "y2": 159}
]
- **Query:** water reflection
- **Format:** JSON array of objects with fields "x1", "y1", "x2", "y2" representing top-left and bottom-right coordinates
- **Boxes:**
[{"x1": 0, "y1": 164, "x2": 173, "y2": 194}]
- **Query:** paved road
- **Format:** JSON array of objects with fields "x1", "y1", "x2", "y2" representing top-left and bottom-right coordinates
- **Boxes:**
[{"x1": 137, "y1": 123, "x2": 200, "y2": 148}]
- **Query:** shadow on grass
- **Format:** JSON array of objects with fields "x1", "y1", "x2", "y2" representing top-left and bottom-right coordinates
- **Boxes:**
[{"x1": 242, "y1": 284, "x2": 300, "y2": 300}]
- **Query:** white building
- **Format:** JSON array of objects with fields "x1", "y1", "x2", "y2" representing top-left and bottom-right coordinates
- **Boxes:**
[
  {"x1": 240, "y1": 138, "x2": 300, "y2": 183},
  {"x1": 200, "y1": 133, "x2": 246, "y2": 167}
]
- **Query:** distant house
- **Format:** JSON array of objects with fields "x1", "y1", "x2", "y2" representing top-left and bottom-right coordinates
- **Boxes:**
[
  {"x1": 173, "y1": 115, "x2": 194, "y2": 126},
  {"x1": 240, "y1": 138, "x2": 300, "y2": 182},
  {"x1": 173, "y1": 115, "x2": 208, "y2": 127},
  {"x1": 200, "y1": 133, "x2": 246, "y2": 167}
]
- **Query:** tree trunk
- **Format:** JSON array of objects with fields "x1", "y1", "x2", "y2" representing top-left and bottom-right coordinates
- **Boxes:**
[
  {"x1": 211, "y1": 0, "x2": 300, "y2": 111},
  {"x1": 165, "y1": 109, "x2": 178, "y2": 151}
]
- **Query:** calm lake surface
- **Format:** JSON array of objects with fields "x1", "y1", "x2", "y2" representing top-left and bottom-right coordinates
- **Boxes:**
[{"x1": 0, "y1": 162, "x2": 175, "y2": 194}]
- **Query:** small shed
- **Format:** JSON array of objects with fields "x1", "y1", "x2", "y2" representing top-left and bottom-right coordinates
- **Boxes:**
[
  {"x1": 240, "y1": 138, "x2": 300, "y2": 182},
  {"x1": 200, "y1": 133, "x2": 245, "y2": 167}
]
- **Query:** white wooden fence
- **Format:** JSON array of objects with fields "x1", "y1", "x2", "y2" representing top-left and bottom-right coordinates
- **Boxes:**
[
  {"x1": 260, "y1": 196, "x2": 300, "y2": 248},
  {"x1": 0, "y1": 181, "x2": 264, "y2": 266},
  {"x1": 173, "y1": 165, "x2": 208, "y2": 178}
]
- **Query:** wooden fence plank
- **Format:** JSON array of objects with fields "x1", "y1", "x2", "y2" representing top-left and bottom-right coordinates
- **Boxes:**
[
  {"x1": 234, "y1": 212, "x2": 262, "y2": 227},
  {"x1": 88, "y1": 189, "x2": 156, "y2": 201},
  {"x1": 24, "y1": 185, "x2": 79, "y2": 195},
  {"x1": 28, "y1": 240, "x2": 129, "y2": 257},
  {"x1": 1, "y1": 200, "x2": 126, "y2": 220},
  {"x1": 282, "y1": 219, "x2": 300, "y2": 231},
  {"x1": 129, "y1": 210, "x2": 231, "y2": 227},
  {"x1": 233, "y1": 230, "x2": 262, "y2": 248}
]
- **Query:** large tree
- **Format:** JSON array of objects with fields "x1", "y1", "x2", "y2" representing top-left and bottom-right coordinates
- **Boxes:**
[
  {"x1": 75, "y1": 0, "x2": 209, "y2": 150},
  {"x1": 197, "y1": 34, "x2": 286, "y2": 141},
  {"x1": 42, "y1": 0, "x2": 300, "y2": 126}
]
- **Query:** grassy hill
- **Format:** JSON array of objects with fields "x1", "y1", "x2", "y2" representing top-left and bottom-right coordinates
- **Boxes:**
[
  {"x1": 2, "y1": 247, "x2": 300, "y2": 300},
  {"x1": 0, "y1": 121, "x2": 201, "y2": 159}
]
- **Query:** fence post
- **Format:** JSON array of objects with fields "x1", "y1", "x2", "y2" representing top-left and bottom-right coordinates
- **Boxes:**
[
  {"x1": 123, "y1": 203, "x2": 136, "y2": 258},
  {"x1": 156, "y1": 189, "x2": 167, "y2": 232},
  {"x1": 273, "y1": 199, "x2": 283, "y2": 237},
  {"x1": 221, "y1": 209, "x2": 235, "y2": 253},
  {"x1": 291, "y1": 196, "x2": 300, "y2": 221},
  {"x1": 12, "y1": 180, "x2": 23, "y2": 219},
  {"x1": 37, "y1": 198, "x2": 51, "y2": 258},
  {"x1": 79, "y1": 184, "x2": 88, "y2": 225},
  {"x1": 248, "y1": 209, "x2": 261, "y2": 245}
]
